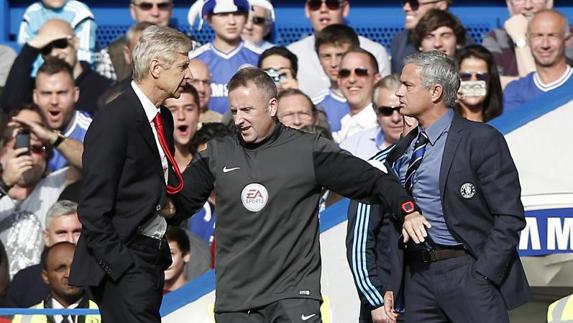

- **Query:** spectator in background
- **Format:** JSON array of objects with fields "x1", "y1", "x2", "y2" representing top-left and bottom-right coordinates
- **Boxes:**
[
  {"x1": 334, "y1": 48, "x2": 381, "y2": 143},
  {"x1": 12, "y1": 242, "x2": 100, "y2": 323},
  {"x1": 0, "y1": 46, "x2": 16, "y2": 96},
  {"x1": 0, "y1": 105, "x2": 82, "y2": 278},
  {"x1": 258, "y1": 47, "x2": 299, "y2": 94},
  {"x1": 503, "y1": 9, "x2": 572, "y2": 113},
  {"x1": 189, "y1": 59, "x2": 223, "y2": 124},
  {"x1": 164, "y1": 227, "x2": 192, "y2": 293},
  {"x1": 165, "y1": 84, "x2": 201, "y2": 171},
  {"x1": 288, "y1": 0, "x2": 390, "y2": 99},
  {"x1": 2, "y1": 19, "x2": 111, "y2": 115},
  {"x1": 96, "y1": 21, "x2": 154, "y2": 83},
  {"x1": 190, "y1": 0, "x2": 261, "y2": 115},
  {"x1": 95, "y1": 0, "x2": 175, "y2": 82},
  {"x1": 33, "y1": 58, "x2": 90, "y2": 172},
  {"x1": 411, "y1": 9, "x2": 467, "y2": 58},
  {"x1": 312, "y1": 24, "x2": 358, "y2": 133},
  {"x1": 277, "y1": 89, "x2": 320, "y2": 130},
  {"x1": 241, "y1": 0, "x2": 276, "y2": 51},
  {"x1": 340, "y1": 74, "x2": 405, "y2": 161},
  {"x1": 391, "y1": 0, "x2": 452, "y2": 73},
  {"x1": 482, "y1": 0, "x2": 571, "y2": 84},
  {"x1": 2, "y1": 200, "x2": 82, "y2": 309},
  {"x1": 455, "y1": 45, "x2": 503, "y2": 122},
  {"x1": 18, "y1": 0, "x2": 96, "y2": 67}
]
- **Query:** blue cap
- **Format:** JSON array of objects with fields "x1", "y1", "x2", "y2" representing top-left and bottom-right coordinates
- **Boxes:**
[{"x1": 201, "y1": 0, "x2": 250, "y2": 17}]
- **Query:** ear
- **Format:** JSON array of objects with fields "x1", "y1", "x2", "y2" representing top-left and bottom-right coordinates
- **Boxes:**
[
  {"x1": 374, "y1": 72, "x2": 382, "y2": 83},
  {"x1": 183, "y1": 251, "x2": 191, "y2": 263},
  {"x1": 150, "y1": 59, "x2": 162, "y2": 79},
  {"x1": 342, "y1": 1, "x2": 350, "y2": 18},
  {"x1": 436, "y1": 1, "x2": 448, "y2": 10},
  {"x1": 71, "y1": 37, "x2": 80, "y2": 51},
  {"x1": 73, "y1": 86, "x2": 80, "y2": 103},
  {"x1": 33, "y1": 89, "x2": 39, "y2": 105},
  {"x1": 123, "y1": 45, "x2": 132, "y2": 66},
  {"x1": 206, "y1": 15, "x2": 213, "y2": 26},
  {"x1": 304, "y1": 4, "x2": 310, "y2": 18},
  {"x1": 430, "y1": 84, "x2": 444, "y2": 104},
  {"x1": 268, "y1": 97, "x2": 278, "y2": 117},
  {"x1": 41, "y1": 269, "x2": 49, "y2": 285},
  {"x1": 42, "y1": 230, "x2": 50, "y2": 247}
]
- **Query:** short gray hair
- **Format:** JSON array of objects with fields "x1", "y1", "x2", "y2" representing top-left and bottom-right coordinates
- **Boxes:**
[
  {"x1": 372, "y1": 74, "x2": 401, "y2": 105},
  {"x1": 132, "y1": 25, "x2": 193, "y2": 82},
  {"x1": 45, "y1": 200, "x2": 78, "y2": 229},
  {"x1": 404, "y1": 51, "x2": 460, "y2": 107}
]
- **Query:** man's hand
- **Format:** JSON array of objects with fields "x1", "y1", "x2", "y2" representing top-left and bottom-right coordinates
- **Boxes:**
[
  {"x1": 383, "y1": 291, "x2": 399, "y2": 322},
  {"x1": 504, "y1": 14, "x2": 529, "y2": 42},
  {"x1": 10, "y1": 116, "x2": 58, "y2": 145},
  {"x1": 402, "y1": 211, "x2": 431, "y2": 244},
  {"x1": 1, "y1": 147, "x2": 34, "y2": 188},
  {"x1": 27, "y1": 22, "x2": 73, "y2": 50},
  {"x1": 371, "y1": 306, "x2": 392, "y2": 323}
]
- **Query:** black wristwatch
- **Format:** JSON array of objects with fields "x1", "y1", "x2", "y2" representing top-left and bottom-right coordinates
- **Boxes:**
[
  {"x1": 53, "y1": 131, "x2": 66, "y2": 148},
  {"x1": 0, "y1": 174, "x2": 12, "y2": 197}
]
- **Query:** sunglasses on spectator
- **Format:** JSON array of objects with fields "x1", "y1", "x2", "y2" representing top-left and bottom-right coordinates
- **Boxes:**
[
  {"x1": 510, "y1": 0, "x2": 546, "y2": 5},
  {"x1": 30, "y1": 144, "x2": 47, "y2": 155},
  {"x1": 338, "y1": 67, "x2": 369, "y2": 78},
  {"x1": 307, "y1": 0, "x2": 343, "y2": 11},
  {"x1": 376, "y1": 106, "x2": 401, "y2": 116},
  {"x1": 41, "y1": 38, "x2": 70, "y2": 56},
  {"x1": 459, "y1": 72, "x2": 489, "y2": 82},
  {"x1": 251, "y1": 16, "x2": 269, "y2": 26},
  {"x1": 131, "y1": 1, "x2": 172, "y2": 11},
  {"x1": 402, "y1": 0, "x2": 444, "y2": 11}
]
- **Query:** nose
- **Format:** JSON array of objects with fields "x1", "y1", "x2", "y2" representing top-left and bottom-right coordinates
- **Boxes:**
[
  {"x1": 292, "y1": 113, "x2": 302, "y2": 126},
  {"x1": 391, "y1": 110, "x2": 402, "y2": 123},
  {"x1": 229, "y1": 14, "x2": 236, "y2": 24},
  {"x1": 244, "y1": 17, "x2": 253, "y2": 31},
  {"x1": 433, "y1": 37, "x2": 443, "y2": 49},
  {"x1": 175, "y1": 107, "x2": 186, "y2": 120},
  {"x1": 64, "y1": 232, "x2": 75, "y2": 243},
  {"x1": 396, "y1": 85, "x2": 405, "y2": 98},
  {"x1": 150, "y1": 4, "x2": 160, "y2": 16},
  {"x1": 331, "y1": 56, "x2": 340, "y2": 68},
  {"x1": 320, "y1": 1, "x2": 328, "y2": 12},
  {"x1": 50, "y1": 93, "x2": 59, "y2": 106}
]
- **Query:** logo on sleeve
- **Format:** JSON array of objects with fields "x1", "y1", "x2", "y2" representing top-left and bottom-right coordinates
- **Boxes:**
[
  {"x1": 241, "y1": 183, "x2": 269, "y2": 212},
  {"x1": 460, "y1": 183, "x2": 476, "y2": 199}
]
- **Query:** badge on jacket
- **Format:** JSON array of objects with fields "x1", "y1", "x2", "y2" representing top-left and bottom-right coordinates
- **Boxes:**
[
  {"x1": 241, "y1": 183, "x2": 269, "y2": 212},
  {"x1": 460, "y1": 183, "x2": 476, "y2": 199}
]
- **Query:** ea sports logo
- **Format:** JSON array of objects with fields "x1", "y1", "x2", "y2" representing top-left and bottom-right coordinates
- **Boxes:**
[{"x1": 241, "y1": 183, "x2": 269, "y2": 212}]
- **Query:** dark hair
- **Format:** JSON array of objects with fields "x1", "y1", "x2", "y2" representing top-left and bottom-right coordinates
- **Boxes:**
[
  {"x1": 411, "y1": 9, "x2": 466, "y2": 49},
  {"x1": 277, "y1": 88, "x2": 318, "y2": 116},
  {"x1": 41, "y1": 241, "x2": 75, "y2": 270},
  {"x1": 189, "y1": 122, "x2": 235, "y2": 153},
  {"x1": 341, "y1": 48, "x2": 379, "y2": 74},
  {"x1": 37, "y1": 57, "x2": 74, "y2": 81},
  {"x1": 228, "y1": 67, "x2": 277, "y2": 103},
  {"x1": 257, "y1": 46, "x2": 298, "y2": 77},
  {"x1": 165, "y1": 226, "x2": 190, "y2": 254},
  {"x1": 314, "y1": 24, "x2": 360, "y2": 54},
  {"x1": 455, "y1": 45, "x2": 503, "y2": 121}
]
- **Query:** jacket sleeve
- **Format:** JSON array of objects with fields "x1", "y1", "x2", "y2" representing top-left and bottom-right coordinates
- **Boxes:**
[
  {"x1": 312, "y1": 136, "x2": 415, "y2": 218},
  {"x1": 472, "y1": 127, "x2": 526, "y2": 286},
  {"x1": 171, "y1": 149, "x2": 215, "y2": 225},
  {"x1": 346, "y1": 200, "x2": 386, "y2": 310},
  {"x1": 1, "y1": 44, "x2": 37, "y2": 113},
  {"x1": 77, "y1": 107, "x2": 134, "y2": 282}
]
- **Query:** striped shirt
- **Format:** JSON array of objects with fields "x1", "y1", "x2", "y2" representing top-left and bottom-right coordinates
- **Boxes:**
[{"x1": 49, "y1": 110, "x2": 92, "y2": 172}]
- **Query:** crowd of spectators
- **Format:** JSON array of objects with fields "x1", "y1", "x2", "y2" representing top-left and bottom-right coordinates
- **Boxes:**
[{"x1": 0, "y1": 0, "x2": 571, "y2": 320}]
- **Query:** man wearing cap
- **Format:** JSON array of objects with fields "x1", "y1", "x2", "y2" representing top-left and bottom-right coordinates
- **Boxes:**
[{"x1": 189, "y1": 0, "x2": 262, "y2": 115}]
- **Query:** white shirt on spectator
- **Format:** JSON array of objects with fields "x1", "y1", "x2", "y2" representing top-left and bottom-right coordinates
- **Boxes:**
[{"x1": 332, "y1": 103, "x2": 377, "y2": 143}]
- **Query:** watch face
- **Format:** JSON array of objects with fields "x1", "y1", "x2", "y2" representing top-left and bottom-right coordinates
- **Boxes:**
[
  {"x1": 515, "y1": 38, "x2": 527, "y2": 48},
  {"x1": 401, "y1": 201, "x2": 415, "y2": 214}
]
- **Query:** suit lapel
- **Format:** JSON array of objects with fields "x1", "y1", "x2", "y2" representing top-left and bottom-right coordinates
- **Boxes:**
[
  {"x1": 125, "y1": 86, "x2": 164, "y2": 176},
  {"x1": 439, "y1": 113, "x2": 465, "y2": 200}
]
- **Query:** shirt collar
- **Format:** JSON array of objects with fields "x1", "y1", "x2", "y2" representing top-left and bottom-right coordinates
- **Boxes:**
[
  {"x1": 52, "y1": 297, "x2": 80, "y2": 309},
  {"x1": 131, "y1": 81, "x2": 159, "y2": 122},
  {"x1": 420, "y1": 109, "x2": 453, "y2": 145},
  {"x1": 353, "y1": 103, "x2": 377, "y2": 128}
]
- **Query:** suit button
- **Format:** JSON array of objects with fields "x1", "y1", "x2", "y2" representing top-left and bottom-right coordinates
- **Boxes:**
[{"x1": 156, "y1": 204, "x2": 161, "y2": 211}]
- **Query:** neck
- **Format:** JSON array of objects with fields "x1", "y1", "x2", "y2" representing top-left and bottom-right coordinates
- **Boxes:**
[
  {"x1": 457, "y1": 102, "x2": 484, "y2": 123},
  {"x1": 136, "y1": 79, "x2": 166, "y2": 107},
  {"x1": 417, "y1": 104, "x2": 449, "y2": 129},
  {"x1": 72, "y1": 62, "x2": 83, "y2": 79},
  {"x1": 174, "y1": 145, "x2": 193, "y2": 171},
  {"x1": 213, "y1": 37, "x2": 241, "y2": 54},
  {"x1": 8, "y1": 185, "x2": 34, "y2": 201},
  {"x1": 348, "y1": 102, "x2": 369, "y2": 116},
  {"x1": 536, "y1": 61, "x2": 569, "y2": 84},
  {"x1": 164, "y1": 275, "x2": 188, "y2": 292},
  {"x1": 330, "y1": 84, "x2": 342, "y2": 96}
]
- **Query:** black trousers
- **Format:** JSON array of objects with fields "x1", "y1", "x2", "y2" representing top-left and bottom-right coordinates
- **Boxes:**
[
  {"x1": 402, "y1": 254, "x2": 509, "y2": 323},
  {"x1": 90, "y1": 237, "x2": 170, "y2": 323},
  {"x1": 215, "y1": 298, "x2": 322, "y2": 323}
]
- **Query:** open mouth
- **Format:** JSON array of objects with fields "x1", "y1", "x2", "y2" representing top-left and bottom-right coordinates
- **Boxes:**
[{"x1": 177, "y1": 125, "x2": 189, "y2": 136}]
